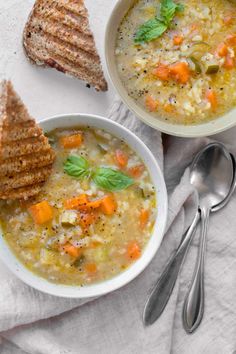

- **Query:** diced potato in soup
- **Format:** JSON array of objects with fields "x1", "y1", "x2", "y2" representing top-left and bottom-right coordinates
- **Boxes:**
[
  {"x1": 115, "y1": 0, "x2": 236, "y2": 124},
  {"x1": 0, "y1": 127, "x2": 156, "y2": 286}
]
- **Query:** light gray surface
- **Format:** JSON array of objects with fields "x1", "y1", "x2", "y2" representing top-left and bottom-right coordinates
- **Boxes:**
[{"x1": 1, "y1": 0, "x2": 236, "y2": 353}]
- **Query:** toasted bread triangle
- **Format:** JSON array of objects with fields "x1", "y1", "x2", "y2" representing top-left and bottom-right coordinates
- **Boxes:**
[
  {"x1": 23, "y1": 0, "x2": 108, "y2": 91},
  {"x1": 0, "y1": 80, "x2": 55, "y2": 200},
  {"x1": 0, "y1": 81, "x2": 34, "y2": 127}
]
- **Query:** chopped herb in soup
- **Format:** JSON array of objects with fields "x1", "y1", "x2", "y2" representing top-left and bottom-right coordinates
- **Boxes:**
[
  {"x1": 116, "y1": 0, "x2": 236, "y2": 124},
  {"x1": 0, "y1": 127, "x2": 156, "y2": 286}
]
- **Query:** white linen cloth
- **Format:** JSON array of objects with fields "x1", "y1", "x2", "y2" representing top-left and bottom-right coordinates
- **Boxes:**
[{"x1": 0, "y1": 98, "x2": 236, "y2": 354}]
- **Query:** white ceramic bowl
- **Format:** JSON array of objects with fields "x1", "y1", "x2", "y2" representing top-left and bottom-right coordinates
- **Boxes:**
[
  {"x1": 0, "y1": 113, "x2": 168, "y2": 298},
  {"x1": 105, "y1": 0, "x2": 236, "y2": 138}
]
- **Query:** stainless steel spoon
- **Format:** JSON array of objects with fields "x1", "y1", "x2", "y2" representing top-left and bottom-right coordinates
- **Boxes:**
[
  {"x1": 143, "y1": 146, "x2": 235, "y2": 327},
  {"x1": 182, "y1": 143, "x2": 234, "y2": 333}
]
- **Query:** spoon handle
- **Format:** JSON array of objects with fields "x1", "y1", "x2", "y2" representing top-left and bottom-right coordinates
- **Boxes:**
[
  {"x1": 143, "y1": 211, "x2": 200, "y2": 326},
  {"x1": 182, "y1": 207, "x2": 210, "y2": 333}
]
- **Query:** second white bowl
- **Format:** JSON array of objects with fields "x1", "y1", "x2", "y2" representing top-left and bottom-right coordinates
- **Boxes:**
[{"x1": 105, "y1": 0, "x2": 236, "y2": 137}]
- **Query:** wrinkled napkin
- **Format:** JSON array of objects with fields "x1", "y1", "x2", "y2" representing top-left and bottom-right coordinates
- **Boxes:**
[{"x1": 0, "y1": 99, "x2": 236, "y2": 354}]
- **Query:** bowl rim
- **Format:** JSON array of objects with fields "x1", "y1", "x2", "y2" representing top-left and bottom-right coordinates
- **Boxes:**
[
  {"x1": 105, "y1": 0, "x2": 236, "y2": 138},
  {"x1": 0, "y1": 113, "x2": 168, "y2": 298}
]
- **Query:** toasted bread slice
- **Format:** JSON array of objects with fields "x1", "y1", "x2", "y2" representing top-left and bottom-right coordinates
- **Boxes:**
[
  {"x1": 0, "y1": 80, "x2": 55, "y2": 200},
  {"x1": 23, "y1": 0, "x2": 108, "y2": 91}
]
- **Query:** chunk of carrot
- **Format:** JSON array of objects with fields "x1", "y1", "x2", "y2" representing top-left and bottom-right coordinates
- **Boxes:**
[
  {"x1": 28, "y1": 201, "x2": 53, "y2": 225},
  {"x1": 173, "y1": 35, "x2": 184, "y2": 46},
  {"x1": 152, "y1": 63, "x2": 169, "y2": 81},
  {"x1": 145, "y1": 95, "x2": 158, "y2": 112},
  {"x1": 64, "y1": 195, "x2": 103, "y2": 212},
  {"x1": 64, "y1": 194, "x2": 88, "y2": 210},
  {"x1": 127, "y1": 241, "x2": 141, "y2": 260},
  {"x1": 226, "y1": 34, "x2": 236, "y2": 46},
  {"x1": 216, "y1": 43, "x2": 228, "y2": 57},
  {"x1": 85, "y1": 263, "x2": 97, "y2": 273},
  {"x1": 100, "y1": 195, "x2": 117, "y2": 215},
  {"x1": 66, "y1": 196, "x2": 101, "y2": 212},
  {"x1": 78, "y1": 212, "x2": 97, "y2": 230},
  {"x1": 224, "y1": 55, "x2": 235, "y2": 69},
  {"x1": 206, "y1": 89, "x2": 218, "y2": 111},
  {"x1": 169, "y1": 62, "x2": 190, "y2": 84},
  {"x1": 63, "y1": 243, "x2": 81, "y2": 258},
  {"x1": 139, "y1": 209, "x2": 149, "y2": 229},
  {"x1": 128, "y1": 164, "x2": 144, "y2": 178},
  {"x1": 60, "y1": 133, "x2": 83, "y2": 149},
  {"x1": 115, "y1": 149, "x2": 128, "y2": 168},
  {"x1": 85, "y1": 199, "x2": 103, "y2": 210}
]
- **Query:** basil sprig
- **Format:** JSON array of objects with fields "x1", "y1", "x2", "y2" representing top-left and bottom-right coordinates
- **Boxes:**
[
  {"x1": 93, "y1": 167, "x2": 133, "y2": 192},
  {"x1": 64, "y1": 156, "x2": 92, "y2": 179},
  {"x1": 134, "y1": 18, "x2": 167, "y2": 44},
  {"x1": 64, "y1": 155, "x2": 134, "y2": 192},
  {"x1": 160, "y1": 0, "x2": 184, "y2": 23},
  {"x1": 134, "y1": 0, "x2": 184, "y2": 44}
]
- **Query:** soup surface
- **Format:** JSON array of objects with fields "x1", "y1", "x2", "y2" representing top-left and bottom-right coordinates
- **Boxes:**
[
  {"x1": 116, "y1": 0, "x2": 236, "y2": 124},
  {"x1": 0, "y1": 127, "x2": 156, "y2": 286}
]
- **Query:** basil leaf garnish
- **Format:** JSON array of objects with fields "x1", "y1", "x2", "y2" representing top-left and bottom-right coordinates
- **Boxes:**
[
  {"x1": 63, "y1": 155, "x2": 91, "y2": 179},
  {"x1": 134, "y1": 18, "x2": 167, "y2": 44},
  {"x1": 160, "y1": 0, "x2": 183, "y2": 25},
  {"x1": 134, "y1": 0, "x2": 184, "y2": 43},
  {"x1": 93, "y1": 167, "x2": 134, "y2": 192},
  {"x1": 64, "y1": 156, "x2": 134, "y2": 192}
]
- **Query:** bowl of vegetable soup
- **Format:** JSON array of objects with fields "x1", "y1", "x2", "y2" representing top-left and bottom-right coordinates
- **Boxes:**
[
  {"x1": 106, "y1": 0, "x2": 236, "y2": 137},
  {"x1": 0, "y1": 114, "x2": 167, "y2": 298}
]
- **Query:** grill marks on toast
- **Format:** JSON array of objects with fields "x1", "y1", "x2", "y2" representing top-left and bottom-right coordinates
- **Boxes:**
[
  {"x1": 35, "y1": 3, "x2": 91, "y2": 36},
  {"x1": 1, "y1": 136, "x2": 50, "y2": 160},
  {"x1": 23, "y1": 0, "x2": 107, "y2": 91},
  {"x1": 0, "y1": 81, "x2": 55, "y2": 200},
  {"x1": 27, "y1": 31, "x2": 102, "y2": 77},
  {"x1": 29, "y1": 16, "x2": 97, "y2": 56},
  {"x1": 1, "y1": 125, "x2": 42, "y2": 143},
  {"x1": 55, "y1": 0, "x2": 88, "y2": 17},
  {"x1": 0, "y1": 166, "x2": 53, "y2": 193},
  {"x1": 0, "y1": 150, "x2": 55, "y2": 177}
]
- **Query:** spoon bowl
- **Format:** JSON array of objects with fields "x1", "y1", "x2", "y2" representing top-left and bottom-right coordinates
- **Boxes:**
[
  {"x1": 213, "y1": 153, "x2": 236, "y2": 212},
  {"x1": 190, "y1": 143, "x2": 233, "y2": 209}
]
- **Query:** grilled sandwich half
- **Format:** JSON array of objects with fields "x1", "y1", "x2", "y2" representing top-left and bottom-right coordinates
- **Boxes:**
[
  {"x1": 23, "y1": 0, "x2": 108, "y2": 91},
  {"x1": 0, "y1": 80, "x2": 55, "y2": 200}
]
